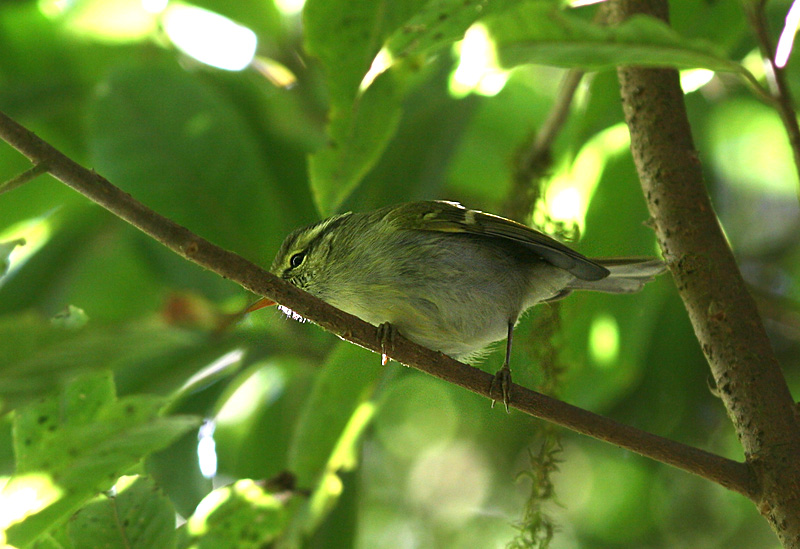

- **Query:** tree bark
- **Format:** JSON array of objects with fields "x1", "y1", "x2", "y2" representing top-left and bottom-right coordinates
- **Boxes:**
[{"x1": 608, "y1": 0, "x2": 800, "y2": 545}]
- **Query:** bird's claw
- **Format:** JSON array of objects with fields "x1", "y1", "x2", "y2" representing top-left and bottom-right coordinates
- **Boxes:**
[
  {"x1": 490, "y1": 364, "x2": 512, "y2": 413},
  {"x1": 377, "y1": 322, "x2": 397, "y2": 365}
]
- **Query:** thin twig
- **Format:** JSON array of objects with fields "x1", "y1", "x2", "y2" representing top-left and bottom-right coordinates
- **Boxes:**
[
  {"x1": 745, "y1": 1, "x2": 800, "y2": 201},
  {"x1": 503, "y1": 69, "x2": 584, "y2": 222},
  {"x1": 0, "y1": 109, "x2": 758, "y2": 499},
  {"x1": 502, "y1": 5, "x2": 610, "y2": 221},
  {"x1": 0, "y1": 162, "x2": 49, "y2": 196}
]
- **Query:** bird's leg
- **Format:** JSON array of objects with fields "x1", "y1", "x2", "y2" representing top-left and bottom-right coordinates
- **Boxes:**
[
  {"x1": 490, "y1": 321, "x2": 514, "y2": 412},
  {"x1": 377, "y1": 322, "x2": 398, "y2": 365}
]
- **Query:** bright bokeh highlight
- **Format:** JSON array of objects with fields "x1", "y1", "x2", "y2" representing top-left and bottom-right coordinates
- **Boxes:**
[
  {"x1": 407, "y1": 442, "x2": 490, "y2": 526},
  {"x1": 163, "y1": 4, "x2": 257, "y2": 71},
  {"x1": 38, "y1": 0, "x2": 72, "y2": 18},
  {"x1": 141, "y1": 0, "x2": 167, "y2": 14},
  {"x1": 0, "y1": 216, "x2": 52, "y2": 285},
  {"x1": 776, "y1": 0, "x2": 800, "y2": 68},
  {"x1": 360, "y1": 47, "x2": 394, "y2": 91},
  {"x1": 741, "y1": 48, "x2": 768, "y2": 83},
  {"x1": 275, "y1": 0, "x2": 306, "y2": 17},
  {"x1": 680, "y1": 69, "x2": 715, "y2": 94},
  {"x1": 39, "y1": 0, "x2": 158, "y2": 42},
  {"x1": 709, "y1": 99, "x2": 798, "y2": 196},
  {"x1": 112, "y1": 475, "x2": 140, "y2": 495},
  {"x1": 198, "y1": 420, "x2": 218, "y2": 478},
  {"x1": 450, "y1": 24, "x2": 509, "y2": 97},
  {"x1": 589, "y1": 313, "x2": 621, "y2": 367},
  {"x1": 541, "y1": 123, "x2": 630, "y2": 232},
  {"x1": 0, "y1": 474, "x2": 63, "y2": 532}
]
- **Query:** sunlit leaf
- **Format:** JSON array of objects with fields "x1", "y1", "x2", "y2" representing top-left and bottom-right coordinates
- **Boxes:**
[
  {"x1": 0, "y1": 238, "x2": 25, "y2": 278},
  {"x1": 307, "y1": 69, "x2": 406, "y2": 216},
  {"x1": 46, "y1": 0, "x2": 158, "y2": 43},
  {"x1": 489, "y1": 5, "x2": 754, "y2": 77},
  {"x1": 185, "y1": 479, "x2": 286, "y2": 548},
  {"x1": 285, "y1": 344, "x2": 381, "y2": 534},
  {"x1": 288, "y1": 344, "x2": 381, "y2": 486},
  {"x1": 385, "y1": 0, "x2": 528, "y2": 62},
  {"x1": 3, "y1": 371, "x2": 200, "y2": 547},
  {"x1": 304, "y1": 0, "x2": 424, "y2": 215}
]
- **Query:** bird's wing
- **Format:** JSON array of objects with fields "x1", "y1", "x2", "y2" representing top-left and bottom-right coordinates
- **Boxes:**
[{"x1": 387, "y1": 201, "x2": 609, "y2": 281}]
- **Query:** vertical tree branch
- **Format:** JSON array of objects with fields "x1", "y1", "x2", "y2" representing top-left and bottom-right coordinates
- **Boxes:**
[{"x1": 609, "y1": 0, "x2": 800, "y2": 545}]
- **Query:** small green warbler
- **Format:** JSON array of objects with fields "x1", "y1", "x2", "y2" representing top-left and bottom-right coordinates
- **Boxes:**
[{"x1": 250, "y1": 201, "x2": 665, "y2": 410}]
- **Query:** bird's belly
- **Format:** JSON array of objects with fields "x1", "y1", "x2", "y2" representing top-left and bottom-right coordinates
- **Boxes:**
[
  {"x1": 330, "y1": 286, "x2": 516, "y2": 360},
  {"x1": 321, "y1": 237, "x2": 548, "y2": 361}
]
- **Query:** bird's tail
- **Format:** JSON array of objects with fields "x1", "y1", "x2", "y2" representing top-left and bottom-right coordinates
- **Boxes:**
[{"x1": 568, "y1": 258, "x2": 666, "y2": 294}]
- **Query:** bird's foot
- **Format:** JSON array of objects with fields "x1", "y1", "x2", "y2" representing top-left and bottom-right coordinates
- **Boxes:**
[
  {"x1": 490, "y1": 364, "x2": 512, "y2": 413},
  {"x1": 377, "y1": 322, "x2": 398, "y2": 365}
]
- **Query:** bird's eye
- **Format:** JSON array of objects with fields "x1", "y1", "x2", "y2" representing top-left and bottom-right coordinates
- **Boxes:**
[{"x1": 289, "y1": 252, "x2": 306, "y2": 269}]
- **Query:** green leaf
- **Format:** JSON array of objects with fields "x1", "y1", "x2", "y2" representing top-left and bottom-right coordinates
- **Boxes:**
[
  {"x1": 308, "y1": 69, "x2": 406, "y2": 216},
  {"x1": 384, "y1": 0, "x2": 527, "y2": 61},
  {"x1": 3, "y1": 372, "x2": 200, "y2": 547},
  {"x1": 86, "y1": 58, "x2": 286, "y2": 259},
  {"x1": 302, "y1": 0, "x2": 538, "y2": 215},
  {"x1": 288, "y1": 344, "x2": 381, "y2": 486},
  {"x1": 13, "y1": 370, "x2": 115, "y2": 472},
  {"x1": 0, "y1": 313, "x2": 198, "y2": 414},
  {"x1": 304, "y1": 0, "x2": 418, "y2": 106},
  {"x1": 489, "y1": 5, "x2": 754, "y2": 76},
  {"x1": 183, "y1": 479, "x2": 286, "y2": 549},
  {"x1": 68, "y1": 476, "x2": 177, "y2": 549},
  {"x1": 29, "y1": 534, "x2": 67, "y2": 549},
  {"x1": 304, "y1": 0, "x2": 424, "y2": 215},
  {"x1": 285, "y1": 344, "x2": 381, "y2": 536}
]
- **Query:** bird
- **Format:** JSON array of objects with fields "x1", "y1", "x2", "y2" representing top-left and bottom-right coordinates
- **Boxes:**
[{"x1": 248, "y1": 200, "x2": 666, "y2": 410}]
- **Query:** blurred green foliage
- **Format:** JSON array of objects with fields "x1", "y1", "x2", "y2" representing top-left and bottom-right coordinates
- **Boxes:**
[{"x1": 0, "y1": 0, "x2": 798, "y2": 547}]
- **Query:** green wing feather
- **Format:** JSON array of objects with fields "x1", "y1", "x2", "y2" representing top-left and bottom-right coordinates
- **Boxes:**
[{"x1": 386, "y1": 201, "x2": 609, "y2": 281}]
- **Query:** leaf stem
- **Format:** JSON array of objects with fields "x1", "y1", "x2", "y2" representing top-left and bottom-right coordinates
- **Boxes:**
[{"x1": 0, "y1": 162, "x2": 49, "y2": 196}]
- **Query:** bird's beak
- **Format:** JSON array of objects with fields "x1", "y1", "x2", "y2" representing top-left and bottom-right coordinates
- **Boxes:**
[{"x1": 245, "y1": 297, "x2": 277, "y2": 313}]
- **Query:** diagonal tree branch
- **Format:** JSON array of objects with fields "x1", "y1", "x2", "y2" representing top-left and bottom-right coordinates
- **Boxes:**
[
  {"x1": 608, "y1": 0, "x2": 800, "y2": 545},
  {"x1": 0, "y1": 109, "x2": 757, "y2": 499}
]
